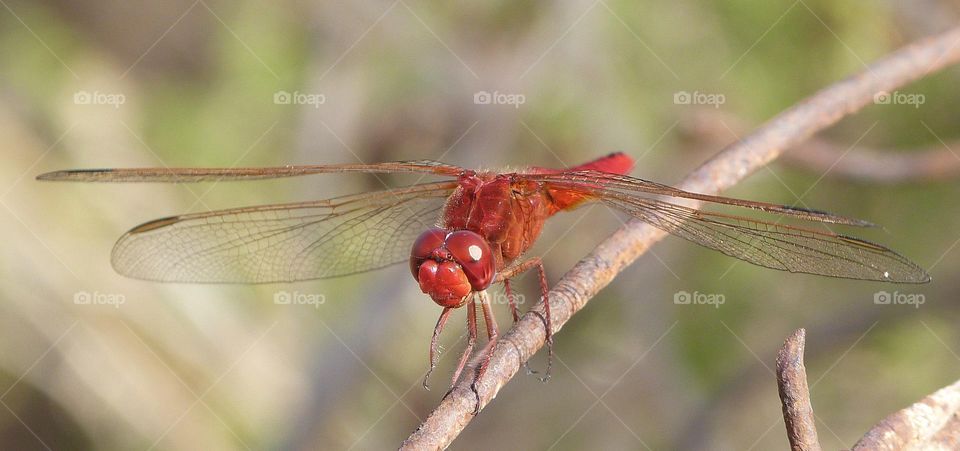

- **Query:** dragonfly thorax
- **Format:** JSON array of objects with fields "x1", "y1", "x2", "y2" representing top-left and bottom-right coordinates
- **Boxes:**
[{"x1": 410, "y1": 227, "x2": 496, "y2": 308}]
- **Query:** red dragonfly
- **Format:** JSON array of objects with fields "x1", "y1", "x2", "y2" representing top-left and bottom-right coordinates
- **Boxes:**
[{"x1": 38, "y1": 152, "x2": 930, "y2": 391}]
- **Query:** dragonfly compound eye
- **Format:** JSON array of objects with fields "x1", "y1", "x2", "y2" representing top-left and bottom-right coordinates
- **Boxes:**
[
  {"x1": 410, "y1": 227, "x2": 447, "y2": 279},
  {"x1": 444, "y1": 230, "x2": 495, "y2": 291}
]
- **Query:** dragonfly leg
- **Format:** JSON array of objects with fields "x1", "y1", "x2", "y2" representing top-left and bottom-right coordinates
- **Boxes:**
[
  {"x1": 504, "y1": 279, "x2": 538, "y2": 376},
  {"x1": 471, "y1": 291, "x2": 500, "y2": 413},
  {"x1": 494, "y1": 257, "x2": 553, "y2": 382},
  {"x1": 533, "y1": 258, "x2": 553, "y2": 382},
  {"x1": 451, "y1": 294, "x2": 478, "y2": 387},
  {"x1": 503, "y1": 279, "x2": 521, "y2": 324},
  {"x1": 423, "y1": 307, "x2": 454, "y2": 390}
]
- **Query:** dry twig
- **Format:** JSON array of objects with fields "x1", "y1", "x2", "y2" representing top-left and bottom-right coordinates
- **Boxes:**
[
  {"x1": 402, "y1": 26, "x2": 960, "y2": 449},
  {"x1": 777, "y1": 329, "x2": 822, "y2": 451},
  {"x1": 784, "y1": 141, "x2": 960, "y2": 183},
  {"x1": 682, "y1": 109, "x2": 960, "y2": 183},
  {"x1": 773, "y1": 328, "x2": 960, "y2": 451},
  {"x1": 854, "y1": 377, "x2": 960, "y2": 450}
]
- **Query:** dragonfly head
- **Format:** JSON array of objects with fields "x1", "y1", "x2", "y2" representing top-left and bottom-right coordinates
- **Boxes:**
[{"x1": 410, "y1": 228, "x2": 496, "y2": 308}]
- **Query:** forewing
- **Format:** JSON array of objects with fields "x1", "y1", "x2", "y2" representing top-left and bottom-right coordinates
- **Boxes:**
[
  {"x1": 602, "y1": 195, "x2": 930, "y2": 283},
  {"x1": 517, "y1": 170, "x2": 927, "y2": 282},
  {"x1": 37, "y1": 160, "x2": 464, "y2": 182},
  {"x1": 111, "y1": 181, "x2": 458, "y2": 283},
  {"x1": 527, "y1": 170, "x2": 875, "y2": 227}
]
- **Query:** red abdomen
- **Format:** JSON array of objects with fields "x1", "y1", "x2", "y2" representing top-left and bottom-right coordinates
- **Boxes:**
[
  {"x1": 533, "y1": 152, "x2": 634, "y2": 211},
  {"x1": 560, "y1": 152, "x2": 634, "y2": 175}
]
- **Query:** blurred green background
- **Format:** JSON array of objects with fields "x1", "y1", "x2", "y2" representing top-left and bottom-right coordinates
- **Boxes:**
[{"x1": 3, "y1": 0, "x2": 959, "y2": 449}]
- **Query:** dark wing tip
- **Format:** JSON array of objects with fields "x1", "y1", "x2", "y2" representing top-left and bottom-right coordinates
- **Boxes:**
[
  {"x1": 780, "y1": 205, "x2": 877, "y2": 227},
  {"x1": 891, "y1": 270, "x2": 932, "y2": 284},
  {"x1": 111, "y1": 216, "x2": 183, "y2": 281},
  {"x1": 837, "y1": 234, "x2": 931, "y2": 283},
  {"x1": 882, "y1": 267, "x2": 933, "y2": 284},
  {"x1": 36, "y1": 170, "x2": 70, "y2": 181},
  {"x1": 128, "y1": 216, "x2": 182, "y2": 234},
  {"x1": 902, "y1": 267, "x2": 933, "y2": 283},
  {"x1": 36, "y1": 169, "x2": 114, "y2": 181}
]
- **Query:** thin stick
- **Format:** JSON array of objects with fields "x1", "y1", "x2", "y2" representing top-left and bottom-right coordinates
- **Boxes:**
[
  {"x1": 401, "y1": 26, "x2": 960, "y2": 450},
  {"x1": 784, "y1": 139, "x2": 960, "y2": 183},
  {"x1": 854, "y1": 378, "x2": 960, "y2": 449},
  {"x1": 776, "y1": 329, "x2": 821, "y2": 451},
  {"x1": 683, "y1": 109, "x2": 960, "y2": 183}
]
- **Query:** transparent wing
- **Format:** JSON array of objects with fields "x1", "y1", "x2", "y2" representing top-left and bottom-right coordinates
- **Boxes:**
[
  {"x1": 527, "y1": 170, "x2": 875, "y2": 226},
  {"x1": 37, "y1": 160, "x2": 464, "y2": 182},
  {"x1": 521, "y1": 171, "x2": 928, "y2": 283},
  {"x1": 602, "y1": 195, "x2": 930, "y2": 283},
  {"x1": 111, "y1": 181, "x2": 458, "y2": 283}
]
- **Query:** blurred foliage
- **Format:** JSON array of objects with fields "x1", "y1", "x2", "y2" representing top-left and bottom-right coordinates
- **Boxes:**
[{"x1": 2, "y1": 0, "x2": 960, "y2": 449}]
